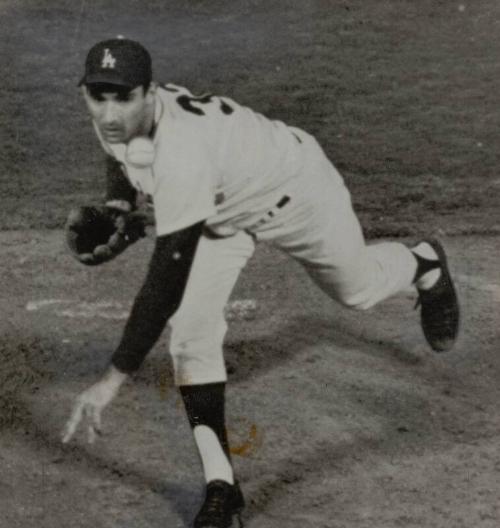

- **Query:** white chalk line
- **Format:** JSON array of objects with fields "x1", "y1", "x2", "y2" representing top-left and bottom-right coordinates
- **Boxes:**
[
  {"x1": 25, "y1": 298, "x2": 257, "y2": 320},
  {"x1": 26, "y1": 299, "x2": 72, "y2": 311},
  {"x1": 455, "y1": 274, "x2": 500, "y2": 297},
  {"x1": 26, "y1": 299, "x2": 129, "y2": 320},
  {"x1": 25, "y1": 273, "x2": 499, "y2": 321},
  {"x1": 403, "y1": 273, "x2": 500, "y2": 302}
]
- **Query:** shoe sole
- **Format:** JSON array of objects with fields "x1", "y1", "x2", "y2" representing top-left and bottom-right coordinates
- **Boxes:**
[
  {"x1": 418, "y1": 239, "x2": 460, "y2": 352},
  {"x1": 196, "y1": 510, "x2": 243, "y2": 528}
]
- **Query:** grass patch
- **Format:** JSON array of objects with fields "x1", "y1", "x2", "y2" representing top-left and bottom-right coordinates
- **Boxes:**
[
  {"x1": 0, "y1": 337, "x2": 52, "y2": 428},
  {"x1": 1, "y1": 0, "x2": 499, "y2": 235}
]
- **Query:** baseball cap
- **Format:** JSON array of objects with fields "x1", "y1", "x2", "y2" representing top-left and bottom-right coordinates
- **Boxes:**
[{"x1": 79, "y1": 37, "x2": 152, "y2": 88}]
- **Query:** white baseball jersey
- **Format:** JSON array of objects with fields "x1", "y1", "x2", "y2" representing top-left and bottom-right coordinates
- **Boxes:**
[
  {"x1": 95, "y1": 84, "x2": 309, "y2": 237},
  {"x1": 93, "y1": 83, "x2": 419, "y2": 386}
]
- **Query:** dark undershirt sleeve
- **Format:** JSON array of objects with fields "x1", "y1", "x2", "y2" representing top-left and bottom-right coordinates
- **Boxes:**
[
  {"x1": 110, "y1": 222, "x2": 204, "y2": 373},
  {"x1": 105, "y1": 155, "x2": 138, "y2": 209}
]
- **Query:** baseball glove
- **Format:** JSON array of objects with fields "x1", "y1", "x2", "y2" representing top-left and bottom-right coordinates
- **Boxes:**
[{"x1": 65, "y1": 206, "x2": 149, "y2": 266}]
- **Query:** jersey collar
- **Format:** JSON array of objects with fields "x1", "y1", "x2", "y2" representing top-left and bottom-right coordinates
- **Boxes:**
[{"x1": 149, "y1": 93, "x2": 164, "y2": 142}]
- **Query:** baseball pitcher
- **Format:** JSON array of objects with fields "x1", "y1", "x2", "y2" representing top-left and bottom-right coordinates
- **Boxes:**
[{"x1": 62, "y1": 37, "x2": 459, "y2": 528}]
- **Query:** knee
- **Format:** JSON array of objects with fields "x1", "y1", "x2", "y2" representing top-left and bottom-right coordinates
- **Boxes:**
[
  {"x1": 169, "y1": 336, "x2": 227, "y2": 386},
  {"x1": 170, "y1": 314, "x2": 227, "y2": 351},
  {"x1": 169, "y1": 315, "x2": 228, "y2": 383},
  {"x1": 169, "y1": 327, "x2": 224, "y2": 361}
]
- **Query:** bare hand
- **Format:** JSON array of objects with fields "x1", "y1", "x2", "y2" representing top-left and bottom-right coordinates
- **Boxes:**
[{"x1": 62, "y1": 367, "x2": 127, "y2": 444}]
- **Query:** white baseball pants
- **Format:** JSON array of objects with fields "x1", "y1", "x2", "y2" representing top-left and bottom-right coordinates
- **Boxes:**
[{"x1": 168, "y1": 131, "x2": 417, "y2": 385}]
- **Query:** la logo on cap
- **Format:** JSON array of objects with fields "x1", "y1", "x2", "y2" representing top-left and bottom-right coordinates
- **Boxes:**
[{"x1": 101, "y1": 48, "x2": 116, "y2": 69}]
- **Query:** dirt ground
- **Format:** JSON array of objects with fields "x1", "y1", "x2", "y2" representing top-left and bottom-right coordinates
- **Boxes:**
[{"x1": 0, "y1": 230, "x2": 498, "y2": 528}]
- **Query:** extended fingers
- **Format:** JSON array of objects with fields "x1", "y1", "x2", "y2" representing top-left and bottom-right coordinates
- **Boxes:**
[
  {"x1": 62, "y1": 400, "x2": 85, "y2": 443},
  {"x1": 87, "y1": 406, "x2": 103, "y2": 444},
  {"x1": 62, "y1": 399, "x2": 103, "y2": 444},
  {"x1": 93, "y1": 406, "x2": 102, "y2": 432}
]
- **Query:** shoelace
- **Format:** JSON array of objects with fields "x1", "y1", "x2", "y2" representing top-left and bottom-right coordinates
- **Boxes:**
[{"x1": 201, "y1": 487, "x2": 230, "y2": 517}]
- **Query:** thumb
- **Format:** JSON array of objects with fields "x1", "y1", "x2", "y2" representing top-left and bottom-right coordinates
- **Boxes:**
[{"x1": 94, "y1": 244, "x2": 114, "y2": 260}]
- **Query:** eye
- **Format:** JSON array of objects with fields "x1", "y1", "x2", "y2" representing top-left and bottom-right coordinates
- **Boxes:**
[
  {"x1": 89, "y1": 91, "x2": 105, "y2": 102},
  {"x1": 116, "y1": 92, "x2": 134, "y2": 103}
]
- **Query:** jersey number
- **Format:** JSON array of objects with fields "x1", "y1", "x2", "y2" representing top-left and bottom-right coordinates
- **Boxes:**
[{"x1": 176, "y1": 94, "x2": 234, "y2": 116}]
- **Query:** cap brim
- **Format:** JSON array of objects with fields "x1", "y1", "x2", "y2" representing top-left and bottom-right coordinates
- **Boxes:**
[{"x1": 78, "y1": 72, "x2": 135, "y2": 87}]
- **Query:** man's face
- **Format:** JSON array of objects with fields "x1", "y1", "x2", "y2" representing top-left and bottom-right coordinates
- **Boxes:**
[{"x1": 82, "y1": 83, "x2": 155, "y2": 144}]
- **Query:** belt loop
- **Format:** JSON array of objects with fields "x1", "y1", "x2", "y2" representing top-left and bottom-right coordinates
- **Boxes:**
[{"x1": 277, "y1": 195, "x2": 290, "y2": 208}]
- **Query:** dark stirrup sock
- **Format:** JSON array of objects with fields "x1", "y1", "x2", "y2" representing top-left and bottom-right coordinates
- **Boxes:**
[
  {"x1": 180, "y1": 382, "x2": 234, "y2": 483},
  {"x1": 180, "y1": 382, "x2": 231, "y2": 457}
]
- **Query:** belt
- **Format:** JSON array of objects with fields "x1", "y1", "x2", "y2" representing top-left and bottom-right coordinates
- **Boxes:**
[{"x1": 247, "y1": 195, "x2": 291, "y2": 231}]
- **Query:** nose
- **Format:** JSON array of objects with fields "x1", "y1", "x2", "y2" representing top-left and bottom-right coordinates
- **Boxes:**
[{"x1": 102, "y1": 101, "x2": 119, "y2": 125}]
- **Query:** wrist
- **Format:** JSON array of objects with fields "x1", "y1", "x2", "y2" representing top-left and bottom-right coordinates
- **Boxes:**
[{"x1": 101, "y1": 365, "x2": 128, "y2": 394}]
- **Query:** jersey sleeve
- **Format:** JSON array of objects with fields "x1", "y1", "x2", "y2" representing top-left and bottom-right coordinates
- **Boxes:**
[{"x1": 111, "y1": 222, "x2": 204, "y2": 373}]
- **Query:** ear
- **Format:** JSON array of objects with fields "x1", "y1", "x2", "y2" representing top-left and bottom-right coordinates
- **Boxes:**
[
  {"x1": 145, "y1": 82, "x2": 157, "y2": 103},
  {"x1": 81, "y1": 85, "x2": 93, "y2": 107}
]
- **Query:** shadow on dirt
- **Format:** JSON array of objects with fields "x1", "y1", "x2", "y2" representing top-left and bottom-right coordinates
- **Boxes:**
[
  {"x1": 224, "y1": 313, "x2": 423, "y2": 384},
  {"x1": 0, "y1": 334, "x2": 56, "y2": 429},
  {"x1": 126, "y1": 311, "x2": 425, "y2": 392},
  {"x1": 11, "y1": 378, "x2": 467, "y2": 528},
  {"x1": 4, "y1": 409, "x2": 200, "y2": 525},
  {"x1": 3, "y1": 313, "x2": 487, "y2": 526}
]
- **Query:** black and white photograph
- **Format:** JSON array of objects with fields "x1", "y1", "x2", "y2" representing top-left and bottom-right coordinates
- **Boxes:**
[{"x1": 1, "y1": 1, "x2": 499, "y2": 527}]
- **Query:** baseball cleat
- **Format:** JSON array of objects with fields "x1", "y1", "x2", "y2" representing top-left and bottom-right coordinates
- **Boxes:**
[
  {"x1": 194, "y1": 480, "x2": 245, "y2": 528},
  {"x1": 414, "y1": 239, "x2": 460, "y2": 352}
]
